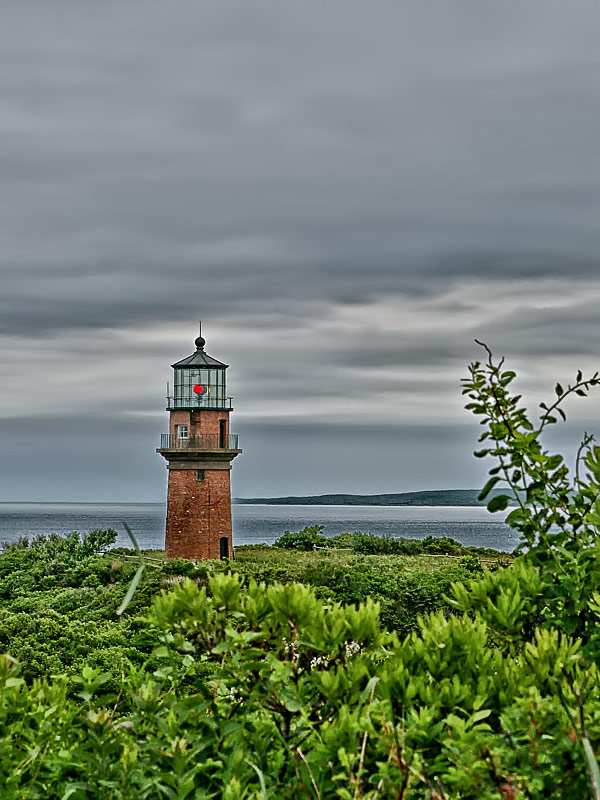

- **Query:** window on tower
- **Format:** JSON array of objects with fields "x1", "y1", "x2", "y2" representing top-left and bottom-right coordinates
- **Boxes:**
[{"x1": 176, "y1": 425, "x2": 189, "y2": 440}]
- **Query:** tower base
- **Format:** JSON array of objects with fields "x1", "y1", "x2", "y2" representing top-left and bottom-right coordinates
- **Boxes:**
[
  {"x1": 157, "y1": 443, "x2": 241, "y2": 561},
  {"x1": 164, "y1": 464, "x2": 234, "y2": 560}
]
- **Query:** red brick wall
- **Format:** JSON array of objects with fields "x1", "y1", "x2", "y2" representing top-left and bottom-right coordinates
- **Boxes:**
[
  {"x1": 164, "y1": 467, "x2": 233, "y2": 560},
  {"x1": 169, "y1": 410, "x2": 230, "y2": 440},
  {"x1": 190, "y1": 410, "x2": 229, "y2": 438}
]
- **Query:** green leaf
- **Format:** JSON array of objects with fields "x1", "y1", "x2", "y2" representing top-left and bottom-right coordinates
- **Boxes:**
[
  {"x1": 117, "y1": 565, "x2": 145, "y2": 616},
  {"x1": 279, "y1": 688, "x2": 303, "y2": 713},
  {"x1": 583, "y1": 738, "x2": 600, "y2": 800},
  {"x1": 555, "y1": 383, "x2": 564, "y2": 397},
  {"x1": 359, "y1": 676, "x2": 379, "y2": 705},
  {"x1": 478, "y1": 476, "x2": 500, "y2": 501},
  {"x1": 487, "y1": 495, "x2": 511, "y2": 512},
  {"x1": 61, "y1": 787, "x2": 89, "y2": 800},
  {"x1": 473, "y1": 449, "x2": 490, "y2": 458},
  {"x1": 470, "y1": 708, "x2": 492, "y2": 724},
  {"x1": 506, "y1": 508, "x2": 526, "y2": 526},
  {"x1": 4, "y1": 677, "x2": 25, "y2": 688},
  {"x1": 246, "y1": 760, "x2": 268, "y2": 799}
]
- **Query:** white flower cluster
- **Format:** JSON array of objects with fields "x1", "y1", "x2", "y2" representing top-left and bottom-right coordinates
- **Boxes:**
[
  {"x1": 162, "y1": 575, "x2": 186, "y2": 586},
  {"x1": 219, "y1": 685, "x2": 241, "y2": 702},
  {"x1": 345, "y1": 641, "x2": 362, "y2": 657},
  {"x1": 281, "y1": 636, "x2": 300, "y2": 663},
  {"x1": 309, "y1": 641, "x2": 362, "y2": 671},
  {"x1": 309, "y1": 654, "x2": 330, "y2": 670}
]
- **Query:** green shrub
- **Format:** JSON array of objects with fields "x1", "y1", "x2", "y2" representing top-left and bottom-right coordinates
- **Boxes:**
[
  {"x1": 0, "y1": 570, "x2": 595, "y2": 799},
  {"x1": 420, "y1": 535, "x2": 464, "y2": 554},
  {"x1": 352, "y1": 532, "x2": 422, "y2": 554},
  {"x1": 323, "y1": 531, "x2": 356, "y2": 548},
  {"x1": 273, "y1": 524, "x2": 326, "y2": 550}
]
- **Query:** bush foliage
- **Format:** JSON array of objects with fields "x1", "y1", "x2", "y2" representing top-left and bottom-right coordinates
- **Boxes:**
[
  {"x1": 1, "y1": 347, "x2": 600, "y2": 797},
  {"x1": 274, "y1": 527, "x2": 506, "y2": 558},
  {"x1": 0, "y1": 528, "x2": 488, "y2": 681}
]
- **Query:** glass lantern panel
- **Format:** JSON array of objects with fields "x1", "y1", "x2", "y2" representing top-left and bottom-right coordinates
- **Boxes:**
[{"x1": 173, "y1": 367, "x2": 226, "y2": 408}]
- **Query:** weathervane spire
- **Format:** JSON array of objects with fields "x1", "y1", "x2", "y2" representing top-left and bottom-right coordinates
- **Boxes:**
[{"x1": 195, "y1": 320, "x2": 205, "y2": 351}]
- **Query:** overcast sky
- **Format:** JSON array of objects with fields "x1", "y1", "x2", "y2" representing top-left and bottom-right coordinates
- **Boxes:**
[{"x1": 1, "y1": 2, "x2": 600, "y2": 501}]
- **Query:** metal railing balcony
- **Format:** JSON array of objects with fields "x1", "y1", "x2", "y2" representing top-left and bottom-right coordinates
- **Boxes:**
[
  {"x1": 159, "y1": 433, "x2": 240, "y2": 451},
  {"x1": 167, "y1": 397, "x2": 233, "y2": 410}
]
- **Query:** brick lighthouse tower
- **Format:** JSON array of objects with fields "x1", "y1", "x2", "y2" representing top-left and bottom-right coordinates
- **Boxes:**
[{"x1": 157, "y1": 330, "x2": 241, "y2": 560}]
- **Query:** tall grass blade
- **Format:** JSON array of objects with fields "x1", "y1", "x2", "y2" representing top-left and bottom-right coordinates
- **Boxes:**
[
  {"x1": 246, "y1": 760, "x2": 268, "y2": 799},
  {"x1": 116, "y1": 522, "x2": 146, "y2": 616},
  {"x1": 583, "y1": 739, "x2": 600, "y2": 800},
  {"x1": 121, "y1": 521, "x2": 142, "y2": 557},
  {"x1": 117, "y1": 565, "x2": 145, "y2": 616}
]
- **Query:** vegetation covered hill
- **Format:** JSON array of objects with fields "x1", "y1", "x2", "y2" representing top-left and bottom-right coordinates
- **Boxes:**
[
  {"x1": 235, "y1": 487, "x2": 517, "y2": 505},
  {"x1": 0, "y1": 528, "x2": 499, "y2": 683}
]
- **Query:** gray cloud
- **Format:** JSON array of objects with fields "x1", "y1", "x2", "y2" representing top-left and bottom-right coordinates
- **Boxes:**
[{"x1": 1, "y1": 1, "x2": 599, "y2": 498}]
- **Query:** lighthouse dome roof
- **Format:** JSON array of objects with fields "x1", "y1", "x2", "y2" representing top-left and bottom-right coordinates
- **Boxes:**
[{"x1": 171, "y1": 335, "x2": 228, "y2": 369}]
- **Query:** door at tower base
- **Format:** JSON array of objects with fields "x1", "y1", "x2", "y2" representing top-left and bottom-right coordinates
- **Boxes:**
[{"x1": 164, "y1": 467, "x2": 234, "y2": 560}]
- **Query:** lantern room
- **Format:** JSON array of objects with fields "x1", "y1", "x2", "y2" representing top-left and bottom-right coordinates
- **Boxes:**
[{"x1": 168, "y1": 335, "x2": 230, "y2": 411}]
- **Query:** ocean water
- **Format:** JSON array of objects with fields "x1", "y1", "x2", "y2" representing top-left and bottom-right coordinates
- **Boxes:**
[{"x1": 0, "y1": 502, "x2": 517, "y2": 552}]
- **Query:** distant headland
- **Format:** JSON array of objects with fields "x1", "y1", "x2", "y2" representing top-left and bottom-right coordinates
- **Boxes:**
[{"x1": 234, "y1": 489, "x2": 514, "y2": 507}]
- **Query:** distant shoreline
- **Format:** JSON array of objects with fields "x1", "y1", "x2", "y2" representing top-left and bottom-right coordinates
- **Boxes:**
[
  {"x1": 0, "y1": 489, "x2": 513, "y2": 508},
  {"x1": 234, "y1": 489, "x2": 514, "y2": 507}
]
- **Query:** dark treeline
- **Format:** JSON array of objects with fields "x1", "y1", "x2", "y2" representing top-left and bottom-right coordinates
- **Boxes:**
[{"x1": 235, "y1": 487, "x2": 518, "y2": 506}]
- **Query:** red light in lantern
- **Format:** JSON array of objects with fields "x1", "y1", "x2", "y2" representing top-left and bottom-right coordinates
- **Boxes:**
[{"x1": 193, "y1": 385, "x2": 205, "y2": 395}]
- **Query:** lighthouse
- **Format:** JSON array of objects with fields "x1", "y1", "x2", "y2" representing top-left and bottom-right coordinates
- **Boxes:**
[{"x1": 157, "y1": 331, "x2": 241, "y2": 560}]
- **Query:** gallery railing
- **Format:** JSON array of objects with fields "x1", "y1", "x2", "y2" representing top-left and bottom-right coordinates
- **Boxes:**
[
  {"x1": 159, "y1": 433, "x2": 240, "y2": 450},
  {"x1": 167, "y1": 397, "x2": 233, "y2": 410}
]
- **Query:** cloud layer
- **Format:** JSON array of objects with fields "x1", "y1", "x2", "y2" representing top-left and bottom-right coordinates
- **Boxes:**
[{"x1": 1, "y1": 1, "x2": 599, "y2": 499}]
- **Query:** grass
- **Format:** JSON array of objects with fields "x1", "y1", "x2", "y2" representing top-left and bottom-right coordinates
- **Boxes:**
[
  {"x1": 142, "y1": 543, "x2": 512, "y2": 573},
  {"x1": 234, "y1": 544, "x2": 504, "y2": 571}
]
